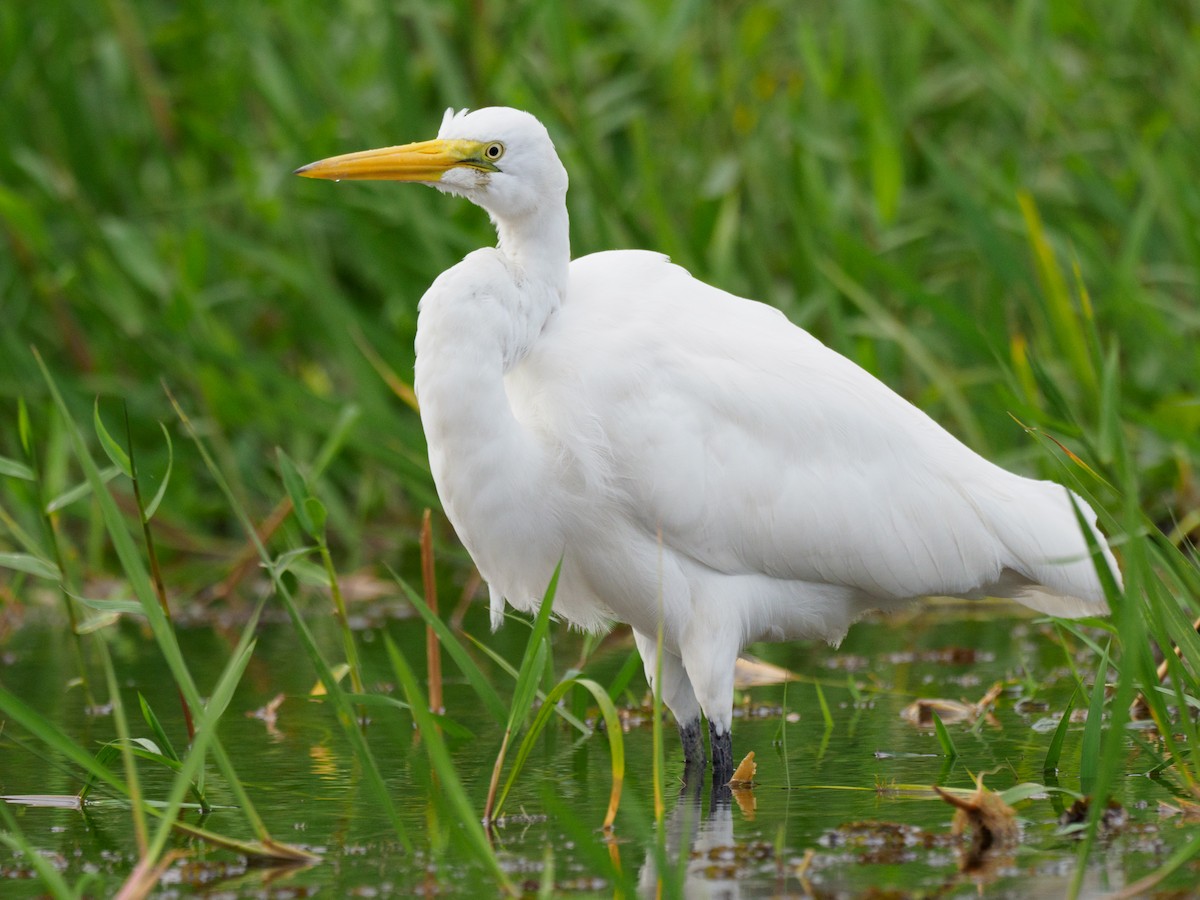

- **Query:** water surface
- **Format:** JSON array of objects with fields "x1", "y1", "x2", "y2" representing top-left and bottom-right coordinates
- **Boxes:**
[{"x1": 0, "y1": 602, "x2": 1191, "y2": 896}]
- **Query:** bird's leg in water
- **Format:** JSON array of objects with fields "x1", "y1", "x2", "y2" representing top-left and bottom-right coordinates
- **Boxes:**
[
  {"x1": 709, "y1": 722, "x2": 733, "y2": 786},
  {"x1": 679, "y1": 718, "x2": 706, "y2": 780}
]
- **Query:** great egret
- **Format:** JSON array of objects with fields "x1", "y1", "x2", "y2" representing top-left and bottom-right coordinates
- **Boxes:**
[{"x1": 297, "y1": 107, "x2": 1120, "y2": 784}]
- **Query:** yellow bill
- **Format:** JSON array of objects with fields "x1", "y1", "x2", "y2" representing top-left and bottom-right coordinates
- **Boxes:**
[{"x1": 295, "y1": 138, "x2": 499, "y2": 182}]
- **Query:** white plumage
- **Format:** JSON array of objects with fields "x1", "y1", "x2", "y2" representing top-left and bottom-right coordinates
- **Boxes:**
[{"x1": 298, "y1": 107, "x2": 1120, "y2": 782}]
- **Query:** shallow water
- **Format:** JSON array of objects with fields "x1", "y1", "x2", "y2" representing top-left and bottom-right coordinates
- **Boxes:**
[{"x1": 0, "y1": 602, "x2": 1194, "y2": 896}]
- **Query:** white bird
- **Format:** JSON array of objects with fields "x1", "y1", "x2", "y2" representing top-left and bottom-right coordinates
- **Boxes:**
[{"x1": 297, "y1": 107, "x2": 1120, "y2": 784}]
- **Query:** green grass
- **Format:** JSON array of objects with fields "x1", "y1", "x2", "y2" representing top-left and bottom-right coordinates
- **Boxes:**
[
  {"x1": 3, "y1": 0, "x2": 1197, "y2": 552},
  {"x1": 1, "y1": 0, "x2": 1199, "y2": 896}
]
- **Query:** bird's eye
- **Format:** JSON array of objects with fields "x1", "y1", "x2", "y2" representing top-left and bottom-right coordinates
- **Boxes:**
[{"x1": 483, "y1": 142, "x2": 505, "y2": 162}]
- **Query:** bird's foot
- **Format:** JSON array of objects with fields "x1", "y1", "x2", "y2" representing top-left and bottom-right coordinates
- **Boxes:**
[
  {"x1": 709, "y1": 721, "x2": 734, "y2": 787},
  {"x1": 679, "y1": 718, "x2": 707, "y2": 786}
]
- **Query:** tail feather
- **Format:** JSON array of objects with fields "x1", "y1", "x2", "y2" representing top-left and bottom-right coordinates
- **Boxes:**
[
  {"x1": 980, "y1": 480, "x2": 1119, "y2": 617},
  {"x1": 488, "y1": 583, "x2": 506, "y2": 631}
]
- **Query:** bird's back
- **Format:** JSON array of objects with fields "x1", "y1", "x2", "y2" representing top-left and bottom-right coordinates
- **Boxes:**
[{"x1": 505, "y1": 250, "x2": 1115, "y2": 638}]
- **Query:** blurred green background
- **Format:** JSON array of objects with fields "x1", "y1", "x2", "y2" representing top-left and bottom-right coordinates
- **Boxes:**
[{"x1": 2, "y1": 0, "x2": 1197, "y2": 597}]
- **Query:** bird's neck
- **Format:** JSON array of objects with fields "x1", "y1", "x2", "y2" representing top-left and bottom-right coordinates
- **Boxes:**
[
  {"x1": 493, "y1": 201, "x2": 570, "y2": 301},
  {"x1": 414, "y1": 247, "x2": 562, "y2": 591},
  {"x1": 411, "y1": 198, "x2": 572, "y2": 585}
]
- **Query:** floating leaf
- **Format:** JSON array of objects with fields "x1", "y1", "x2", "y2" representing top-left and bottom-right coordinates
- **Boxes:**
[
  {"x1": 1158, "y1": 799, "x2": 1200, "y2": 821},
  {"x1": 901, "y1": 681, "x2": 1003, "y2": 727},
  {"x1": 935, "y1": 776, "x2": 1018, "y2": 872},
  {"x1": 734, "y1": 656, "x2": 799, "y2": 688},
  {"x1": 729, "y1": 750, "x2": 758, "y2": 787}
]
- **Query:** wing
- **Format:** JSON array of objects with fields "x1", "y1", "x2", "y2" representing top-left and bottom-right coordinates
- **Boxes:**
[{"x1": 509, "y1": 250, "x2": 1111, "y2": 609}]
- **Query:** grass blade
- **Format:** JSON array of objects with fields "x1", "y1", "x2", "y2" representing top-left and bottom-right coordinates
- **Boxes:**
[
  {"x1": 137, "y1": 694, "x2": 180, "y2": 764},
  {"x1": 484, "y1": 562, "x2": 561, "y2": 823},
  {"x1": 0, "y1": 551, "x2": 60, "y2": 580},
  {"x1": 1079, "y1": 642, "x2": 1110, "y2": 792},
  {"x1": 1043, "y1": 685, "x2": 1080, "y2": 775},
  {"x1": 384, "y1": 635, "x2": 513, "y2": 895},
  {"x1": 97, "y1": 642, "x2": 148, "y2": 855},
  {"x1": 390, "y1": 569, "x2": 508, "y2": 723},
  {"x1": 141, "y1": 423, "x2": 173, "y2": 521},
  {"x1": 815, "y1": 680, "x2": 834, "y2": 731},
  {"x1": 0, "y1": 455, "x2": 35, "y2": 480},
  {"x1": 494, "y1": 675, "x2": 626, "y2": 827},
  {"x1": 930, "y1": 710, "x2": 958, "y2": 760},
  {"x1": 92, "y1": 399, "x2": 132, "y2": 478},
  {"x1": 276, "y1": 447, "x2": 317, "y2": 537},
  {"x1": 165, "y1": 387, "x2": 390, "y2": 851}
]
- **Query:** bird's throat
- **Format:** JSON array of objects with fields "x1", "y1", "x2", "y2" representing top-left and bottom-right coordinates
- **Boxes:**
[{"x1": 493, "y1": 202, "x2": 571, "y2": 301}]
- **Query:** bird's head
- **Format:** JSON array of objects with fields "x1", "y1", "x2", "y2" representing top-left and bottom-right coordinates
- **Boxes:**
[{"x1": 296, "y1": 107, "x2": 568, "y2": 221}]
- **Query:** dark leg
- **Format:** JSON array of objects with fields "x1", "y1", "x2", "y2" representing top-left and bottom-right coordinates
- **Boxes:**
[
  {"x1": 679, "y1": 718, "x2": 706, "y2": 784},
  {"x1": 709, "y1": 721, "x2": 734, "y2": 787}
]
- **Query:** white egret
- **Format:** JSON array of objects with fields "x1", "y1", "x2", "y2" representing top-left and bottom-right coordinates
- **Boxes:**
[{"x1": 297, "y1": 107, "x2": 1120, "y2": 784}]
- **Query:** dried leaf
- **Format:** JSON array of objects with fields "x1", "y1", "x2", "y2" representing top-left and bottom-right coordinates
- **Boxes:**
[
  {"x1": 901, "y1": 681, "x2": 1004, "y2": 726},
  {"x1": 734, "y1": 656, "x2": 799, "y2": 688},
  {"x1": 729, "y1": 751, "x2": 757, "y2": 787},
  {"x1": 247, "y1": 693, "x2": 286, "y2": 738},
  {"x1": 731, "y1": 787, "x2": 757, "y2": 818},
  {"x1": 1158, "y1": 798, "x2": 1200, "y2": 821},
  {"x1": 935, "y1": 776, "x2": 1018, "y2": 872},
  {"x1": 902, "y1": 697, "x2": 974, "y2": 725}
]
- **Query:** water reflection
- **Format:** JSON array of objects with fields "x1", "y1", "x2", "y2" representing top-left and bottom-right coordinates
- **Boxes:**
[
  {"x1": 0, "y1": 609, "x2": 1186, "y2": 896},
  {"x1": 636, "y1": 777, "x2": 790, "y2": 899}
]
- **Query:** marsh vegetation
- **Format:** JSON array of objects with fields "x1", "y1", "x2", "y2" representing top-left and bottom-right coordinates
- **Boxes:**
[{"x1": 2, "y1": 1, "x2": 1198, "y2": 895}]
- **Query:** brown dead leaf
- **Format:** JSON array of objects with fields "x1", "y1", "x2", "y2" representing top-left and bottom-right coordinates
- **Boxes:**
[
  {"x1": 729, "y1": 751, "x2": 757, "y2": 787},
  {"x1": 246, "y1": 693, "x2": 286, "y2": 740},
  {"x1": 1158, "y1": 798, "x2": 1200, "y2": 821},
  {"x1": 901, "y1": 697, "x2": 974, "y2": 725},
  {"x1": 901, "y1": 681, "x2": 1004, "y2": 726},
  {"x1": 726, "y1": 751, "x2": 758, "y2": 818},
  {"x1": 734, "y1": 656, "x2": 799, "y2": 689},
  {"x1": 731, "y1": 786, "x2": 757, "y2": 819},
  {"x1": 934, "y1": 776, "x2": 1018, "y2": 872}
]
